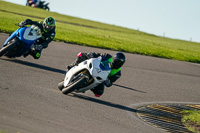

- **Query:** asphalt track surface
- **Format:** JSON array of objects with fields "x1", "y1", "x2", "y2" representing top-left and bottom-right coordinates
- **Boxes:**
[{"x1": 0, "y1": 33, "x2": 200, "y2": 133}]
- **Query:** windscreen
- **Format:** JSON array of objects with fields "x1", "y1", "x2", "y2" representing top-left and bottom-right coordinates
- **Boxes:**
[
  {"x1": 30, "y1": 25, "x2": 41, "y2": 36},
  {"x1": 100, "y1": 59, "x2": 111, "y2": 71}
]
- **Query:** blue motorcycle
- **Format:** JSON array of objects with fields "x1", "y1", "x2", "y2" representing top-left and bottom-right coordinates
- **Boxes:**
[{"x1": 0, "y1": 24, "x2": 42, "y2": 58}]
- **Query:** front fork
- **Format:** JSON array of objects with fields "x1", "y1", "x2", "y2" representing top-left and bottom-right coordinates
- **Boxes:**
[
  {"x1": 69, "y1": 70, "x2": 91, "y2": 87},
  {"x1": 3, "y1": 30, "x2": 19, "y2": 47}
]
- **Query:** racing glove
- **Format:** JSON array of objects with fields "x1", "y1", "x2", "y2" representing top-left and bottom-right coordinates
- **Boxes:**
[
  {"x1": 19, "y1": 21, "x2": 26, "y2": 27},
  {"x1": 87, "y1": 52, "x2": 100, "y2": 58},
  {"x1": 104, "y1": 78, "x2": 112, "y2": 87},
  {"x1": 19, "y1": 19, "x2": 33, "y2": 27},
  {"x1": 34, "y1": 44, "x2": 43, "y2": 51}
]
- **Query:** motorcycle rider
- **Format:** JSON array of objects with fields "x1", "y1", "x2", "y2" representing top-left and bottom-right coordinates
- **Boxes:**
[
  {"x1": 18, "y1": 17, "x2": 56, "y2": 59},
  {"x1": 67, "y1": 52, "x2": 126, "y2": 97},
  {"x1": 27, "y1": 0, "x2": 41, "y2": 7}
]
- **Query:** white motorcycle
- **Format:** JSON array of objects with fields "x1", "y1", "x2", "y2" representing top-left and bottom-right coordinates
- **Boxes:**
[{"x1": 58, "y1": 56, "x2": 111, "y2": 95}]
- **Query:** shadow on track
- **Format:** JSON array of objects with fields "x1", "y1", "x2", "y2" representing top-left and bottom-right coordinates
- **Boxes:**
[
  {"x1": 113, "y1": 84, "x2": 146, "y2": 93},
  {"x1": 70, "y1": 93, "x2": 137, "y2": 113},
  {"x1": 69, "y1": 93, "x2": 192, "y2": 133},
  {"x1": 0, "y1": 58, "x2": 66, "y2": 74},
  {"x1": 69, "y1": 93, "x2": 180, "y2": 116}
]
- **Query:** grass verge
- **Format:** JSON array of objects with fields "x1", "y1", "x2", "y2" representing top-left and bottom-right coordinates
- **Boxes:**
[
  {"x1": 0, "y1": 0, "x2": 200, "y2": 63},
  {"x1": 181, "y1": 110, "x2": 200, "y2": 133}
]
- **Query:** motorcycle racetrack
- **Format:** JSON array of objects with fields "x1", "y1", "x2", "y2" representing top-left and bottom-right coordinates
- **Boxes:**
[{"x1": 0, "y1": 33, "x2": 200, "y2": 133}]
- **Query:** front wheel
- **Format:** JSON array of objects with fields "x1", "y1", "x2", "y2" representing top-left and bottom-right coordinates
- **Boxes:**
[
  {"x1": 62, "y1": 76, "x2": 88, "y2": 95},
  {"x1": 0, "y1": 39, "x2": 18, "y2": 57},
  {"x1": 58, "y1": 81, "x2": 64, "y2": 91}
]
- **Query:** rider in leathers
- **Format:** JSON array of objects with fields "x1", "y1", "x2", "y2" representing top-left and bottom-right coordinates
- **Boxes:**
[
  {"x1": 18, "y1": 17, "x2": 56, "y2": 59},
  {"x1": 67, "y1": 52, "x2": 126, "y2": 97},
  {"x1": 27, "y1": 0, "x2": 40, "y2": 7}
]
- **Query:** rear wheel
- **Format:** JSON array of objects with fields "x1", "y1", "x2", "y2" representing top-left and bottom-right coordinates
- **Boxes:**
[
  {"x1": 44, "y1": 5, "x2": 50, "y2": 11},
  {"x1": 0, "y1": 39, "x2": 18, "y2": 57},
  {"x1": 46, "y1": 7, "x2": 50, "y2": 11},
  {"x1": 62, "y1": 76, "x2": 88, "y2": 95}
]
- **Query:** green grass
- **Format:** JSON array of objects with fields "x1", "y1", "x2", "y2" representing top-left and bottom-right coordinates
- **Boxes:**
[
  {"x1": 181, "y1": 110, "x2": 200, "y2": 133},
  {"x1": 0, "y1": 0, "x2": 200, "y2": 63},
  {"x1": 0, "y1": 130, "x2": 6, "y2": 133}
]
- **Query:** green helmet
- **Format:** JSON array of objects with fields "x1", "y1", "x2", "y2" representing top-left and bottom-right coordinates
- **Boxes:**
[{"x1": 43, "y1": 17, "x2": 55, "y2": 31}]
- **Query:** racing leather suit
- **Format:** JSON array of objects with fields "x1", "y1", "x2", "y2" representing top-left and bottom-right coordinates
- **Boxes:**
[
  {"x1": 68, "y1": 52, "x2": 121, "y2": 97},
  {"x1": 19, "y1": 19, "x2": 56, "y2": 59}
]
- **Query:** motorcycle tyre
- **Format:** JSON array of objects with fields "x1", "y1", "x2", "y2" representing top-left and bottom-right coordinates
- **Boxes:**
[
  {"x1": 45, "y1": 7, "x2": 50, "y2": 11},
  {"x1": 0, "y1": 39, "x2": 18, "y2": 57},
  {"x1": 62, "y1": 76, "x2": 87, "y2": 95},
  {"x1": 58, "y1": 81, "x2": 64, "y2": 91}
]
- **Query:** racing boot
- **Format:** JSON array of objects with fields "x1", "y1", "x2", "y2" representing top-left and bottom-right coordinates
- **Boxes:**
[
  {"x1": 90, "y1": 83, "x2": 104, "y2": 97},
  {"x1": 30, "y1": 44, "x2": 43, "y2": 59}
]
